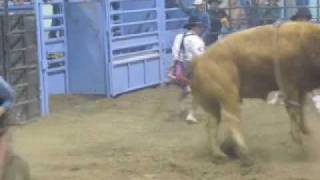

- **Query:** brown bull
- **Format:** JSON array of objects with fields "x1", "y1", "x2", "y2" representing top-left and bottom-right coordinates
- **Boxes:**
[
  {"x1": 191, "y1": 22, "x2": 320, "y2": 164},
  {"x1": 0, "y1": 132, "x2": 30, "y2": 180}
]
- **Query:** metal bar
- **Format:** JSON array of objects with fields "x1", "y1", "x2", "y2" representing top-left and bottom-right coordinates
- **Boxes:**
[
  {"x1": 318, "y1": 0, "x2": 320, "y2": 22},
  {"x1": 14, "y1": 83, "x2": 29, "y2": 89},
  {"x1": 43, "y1": 14, "x2": 63, "y2": 19},
  {"x1": 47, "y1": 66, "x2": 66, "y2": 73},
  {"x1": 41, "y1": 1, "x2": 64, "y2": 5},
  {"x1": 47, "y1": 58, "x2": 65, "y2": 65},
  {"x1": 9, "y1": 46, "x2": 36, "y2": 53},
  {"x1": 156, "y1": 0, "x2": 165, "y2": 83},
  {"x1": 110, "y1": 19, "x2": 157, "y2": 27},
  {"x1": 165, "y1": 18, "x2": 188, "y2": 23},
  {"x1": 112, "y1": 53, "x2": 160, "y2": 66},
  {"x1": 7, "y1": 30, "x2": 35, "y2": 36},
  {"x1": 0, "y1": 16, "x2": 6, "y2": 78},
  {"x1": 44, "y1": 25, "x2": 64, "y2": 32},
  {"x1": 62, "y1": 0, "x2": 69, "y2": 94},
  {"x1": 13, "y1": 98, "x2": 38, "y2": 107},
  {"x1": 9, "y1": 53, "x2": 24, "y2": 68},
  {"x1": 11, "y1": 72, "x2": 25, "y2": 86},
  {"x1": 3, "y1": 0, "x2": 10, "y2": 80},
  {"x1": 0, "y1": 4, "x2": 34, "y2": 12},
  {"x1": 9, "y1": 64, "x2": 37, "y2": 71},
  {"x1": 111, "y1": 40, "x2": 159, "y2": 51},
  {"x1": 113, "y1": 48, "x2": 160, "y2": 59},
  {"x1": 110, "y1": 8, "x2": 157, "y2": 15},
  {"x1": 165, "y1": 8, "x2": 181, "y2": 12},
  {"x1": 112, "y1": 31, "x2": 159, "y2": 40},
  {"x1": 45, "y1": 37, "x2": 64, "y2": 44},
  {"x1": 9, "y1": 15, "x2": 23, "y2": 31},
  {"x1": 105, "y1": 0, "x2": 113, "y2": 96},
  {"x1": 9, "y1": 35, "x2": 23, "y2": 48},
  {"x1": 36, "y1": 1, "x2": 49, "y2": 115}
]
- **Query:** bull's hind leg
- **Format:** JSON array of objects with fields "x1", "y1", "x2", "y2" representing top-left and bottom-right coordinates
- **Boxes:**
[
  {"x1": 206, "y1": 103, "x2": 228, "y2": 163},
  {"x1": 284, "y1": 89, "x2": 308, "y2": 145},
  {"x1": 2, "y1": 152, "x2": 30, "y2": 180},
  {"x1": 220, "y1": 93, "x2": 252, "y2": 166}
]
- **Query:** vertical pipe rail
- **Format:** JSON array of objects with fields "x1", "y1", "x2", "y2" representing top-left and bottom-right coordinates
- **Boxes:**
[
  {"x1": 157, "y1": 0, "x2": 165, "y2": 83},
  {"x1": 317, "y1": 0, "x2": 319, "y2": 22},
  {"x1": 283, "y1": 0, "x2": 287, "y2": 20},
  {"x1": 3, "y1": 0, "x2": 9, "y2": 80}
]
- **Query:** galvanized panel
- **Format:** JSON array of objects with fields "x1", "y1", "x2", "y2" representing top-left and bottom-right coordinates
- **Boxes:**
[
  {"x1": 36, "y1": 0, "x2": 69, "y2": 115},
  {"x1": 106, "y1": 0, "x2": 163, "y2": 96},
  {"x1": 66, "y1": 1, "x2": 107, "y2": 95},
  {"x1": 1, "y1": 3, "x2": 41, "y2": 121}
]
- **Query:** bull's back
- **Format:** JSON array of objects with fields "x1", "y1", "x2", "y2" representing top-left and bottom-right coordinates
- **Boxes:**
[{"x1": 193, "y1": 22, "x2": 318, "y2": 100}]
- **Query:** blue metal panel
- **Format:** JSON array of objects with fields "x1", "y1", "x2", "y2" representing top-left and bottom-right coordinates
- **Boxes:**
[
  {"x1": 129, "y1": 62, "x2": 145, "y2": 87},
  {"x1": 48, "y1": 72, "x2": 66, "y2": 94},
  {"x1": 35, "y1": 0, "x2": 69, "y2": 115},
  {"x1": 66, "y1": 1, "x2": 107, "y2": 95},
  {"x1": 145, "y1": 58, "x2": 161, "y2": 84},
  {"x1": 35, "y1": 1, "x2": 49, "y2": 115},
  {"x1": 112, "y1": 65, "x2": 129, "y2": 94},
  {"x1": 106, "y1": 0, "x2": 163, "y2": 96}
]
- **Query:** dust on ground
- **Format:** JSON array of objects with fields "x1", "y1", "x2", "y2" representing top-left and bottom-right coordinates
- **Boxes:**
[{"x1": 10, "y1": 85, "x2": 320, "y2": 180}]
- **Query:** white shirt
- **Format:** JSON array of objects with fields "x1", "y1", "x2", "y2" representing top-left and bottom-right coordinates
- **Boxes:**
[{"x1": 172, "y1": 31, "x2": 205, "y2": 62}]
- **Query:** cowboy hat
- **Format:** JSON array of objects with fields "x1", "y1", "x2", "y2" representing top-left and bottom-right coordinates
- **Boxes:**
[
  {"x1": 193, "y1": 0, "x2": 204, "y2": 5},
  {"x1": 208, "y1": 0, "x2": 222, "y2": 4},
  {"x1": 290, "y1": 7, "x2": 312, "y2": 21},
  {"x1": 183, "y1": 16, "x2": 205, "y2": 29}
]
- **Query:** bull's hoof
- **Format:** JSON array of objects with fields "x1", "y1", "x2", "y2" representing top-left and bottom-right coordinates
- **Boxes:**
[
  {"x1": 220, "y1": 140, "x2": 238, "y2": 158},
  {"x1": 239, "y1": 156, "x2": 254, "y2": 167},
  {"x1": 211, "y1": 153, "x2": 228, "y2": 164},
  {"x1": 300, "y1": 126, "x2": 311, "y2": 135}
]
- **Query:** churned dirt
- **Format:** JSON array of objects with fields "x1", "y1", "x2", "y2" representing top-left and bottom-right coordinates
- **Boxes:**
[{"x1": 9, "y1": 86, "x2": 320, "y2": 180}]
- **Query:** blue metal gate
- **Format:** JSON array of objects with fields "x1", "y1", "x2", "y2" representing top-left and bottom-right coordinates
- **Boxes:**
[
  {"x1": 66, "y1": 0, "x2": 108, "y2": 95},
  {"x1": 35, "y1": 0, "x2": 69, "y2": 115},
  {"x1": 105, "y1": 0, "x2": 164, "y2": 96}
]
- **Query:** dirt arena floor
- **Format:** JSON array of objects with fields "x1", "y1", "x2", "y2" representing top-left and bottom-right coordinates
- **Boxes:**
[{"x1": 10, "y1": 86, "x2": 320, "y2": 180}]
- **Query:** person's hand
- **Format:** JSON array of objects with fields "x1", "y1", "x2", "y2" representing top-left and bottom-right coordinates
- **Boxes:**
[
  {"x1": 221, "y1": 17, "x2": 230, "y2": 28},
  {"x1": 0, "y1": 107, "x2": 6, "y2": 117}
]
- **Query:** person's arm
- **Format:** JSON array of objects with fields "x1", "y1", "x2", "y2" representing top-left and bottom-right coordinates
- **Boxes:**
[
  {"x1": 176, "y1": 0, "x2": 192, "y2": 15},
  {"x1": 188, "y1": 37, "x2": 205, "y2": 57},
  {"x1": 172, "y1": 34, "x2": 184, "y2": 61},
  {"x1": 220, "y1": 10, "x2": 230, "y2": 28},
  {"x1": 0, "y1": 77, "x2": 15, "y2": 116}
]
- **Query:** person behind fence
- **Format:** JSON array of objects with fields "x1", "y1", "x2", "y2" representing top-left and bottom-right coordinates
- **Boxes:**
[
  {"x1": 206, "y1": 0, "x2": 230, "y2": 45},
  {"x1": 0, "y1": 77, "x2": 30, "y2": 180},
  {"x1": 176, "y1": 0, "x2": 211, "y2": 37},
  {"x1": 245, "y1": 0, "x2": 262, "y2": 27},
  {"x1": 48, "y1": 4, "x2": 63, "y2": 39},
  {"x1": 290, "y1": 7, "x2": 312, "y2": 21},
  {"x1": 169, "y1": 16, "x2": 205, "y2": 123},
  {"x1": 260, "y1": 0, "x2": 281, "y2": 25}
]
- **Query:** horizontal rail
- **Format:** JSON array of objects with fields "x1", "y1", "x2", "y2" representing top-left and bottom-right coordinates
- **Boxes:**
[
  {"x1": 43, "y1": 14, "x2": 64, "y2": 19},
  {"x1": 110, "y1": 8, "x2": 157, "y2": 15},
  {"x1": 112, "y1": 52, "x2": 160, "y2": 65},
  {"x1": 111, "y1": 19, "x2": 157, "y2": 27},
  {"x1": 10, "y1": 64, "x2": 37, "y2": 71},
  {"x1": 112, "y1": 31, "x2": 159, "y2": 40}
]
